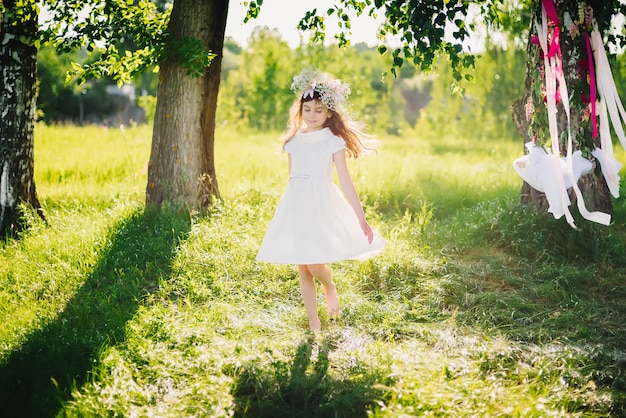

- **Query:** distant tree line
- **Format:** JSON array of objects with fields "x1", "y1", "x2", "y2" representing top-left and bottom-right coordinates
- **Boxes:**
[
  {"x1": 37, "y1": 45, "x2": 158, "y2": 126},
  {"x1": 36, "y1": 25, "x2": 626, "y2": 141}
]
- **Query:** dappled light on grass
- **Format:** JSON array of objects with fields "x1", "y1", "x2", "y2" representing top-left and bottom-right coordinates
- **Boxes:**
[{"x1": 2, "y1": 125, "x2": 625, "y2": 415}]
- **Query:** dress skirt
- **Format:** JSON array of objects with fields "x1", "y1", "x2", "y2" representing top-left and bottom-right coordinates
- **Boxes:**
[{"x1": 256, "y1": 127, "x2": 386, "y2": 265}]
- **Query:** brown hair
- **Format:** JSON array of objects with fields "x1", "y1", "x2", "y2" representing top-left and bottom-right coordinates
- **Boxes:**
[{"x1": 281, "y1": 93, "x2": 373, "y2": 159}]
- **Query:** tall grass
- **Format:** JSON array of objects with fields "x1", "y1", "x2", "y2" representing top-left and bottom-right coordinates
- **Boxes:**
[
  {"x1": 34, "y1": 124, "x2": 150, "y2": 208},
  {"x1": 0, "y1": 123, "x2": 625, "y2": 417}
]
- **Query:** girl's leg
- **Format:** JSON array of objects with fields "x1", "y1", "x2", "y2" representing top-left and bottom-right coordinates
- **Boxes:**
[
  {"x1": 298, "y1": 264, "x2": 321, "y2": 332},
  {"x1": 307, "y1": 264, "x2": 340, "y2": 317}
]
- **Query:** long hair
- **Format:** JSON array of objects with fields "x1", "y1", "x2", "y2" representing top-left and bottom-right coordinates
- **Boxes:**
[{"x1": 281, "y1": 92, "x2": 373, "y2": 159}]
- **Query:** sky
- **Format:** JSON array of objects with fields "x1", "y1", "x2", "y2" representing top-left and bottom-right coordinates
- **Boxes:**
[
  {"x1": 38, "y1": 1, "x2": 489, "y2": 52},
  {"x1": 225, "y1": 0, "x2": 384, "y2": 48},
  {"x1": 225, "y1": 1, "x2": 491, "y2": 52}
]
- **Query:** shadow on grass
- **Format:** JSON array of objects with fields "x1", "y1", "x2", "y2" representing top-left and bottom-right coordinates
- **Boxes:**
[
  {"x1": 230, "y1": 336, "x2": 391, "y2": 418},
  {"x1": 437, "y1": 200, "x2": 626, "y2": 415},
  {"x1": 0, "y1": 206, "x2": 190, "y2": 417}
]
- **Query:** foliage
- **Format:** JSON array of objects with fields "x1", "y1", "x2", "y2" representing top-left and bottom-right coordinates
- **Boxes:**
[
  {"x1": 1, "y1": 124, "x2": 626, "y2": 415},
  {"x1": 37, "y1": 0, "x2": 214, "y2": 85},
  {"x1": 218, "y1": 28, "x2": 421, "y2": 135},
  {"x1": 36, "y1": 45, "x2": 83, "y2": 122},
  {"x1": 526, "y1": 2, "x2": 591, "y2": 153},
  {"x1": 37, "y1": 45, "x2": 138, "y2": 124},
  {"x1": 292, "y1": 0, "x2": 477, "y2": 80},
  {"x1": 218, "y1": 27, "x2": 294, "y2": 132},
  {"x1": 244, "y1": 0, "x2": 523, "y2": 82},
  {"x1": 420, "y1": 45, "x2": 526, "y2": 142},
  {"x1": 138, "y1": 94, "x2": 158, "y2": 124},
  {"x1": 39, "y1": 0, "x2": 172, "y2": 86},
  {"x1": 243, "y1": 0, "x2": 626, "y2": 91},
  {"x1": 38, "y1": 27, "x2": 536, "y2": 143},
  {"x1": 522, "y1": 0, "x2": 626, "y2": 162},
  {"x1": 477, "y1": 0, "x2": 534, "y2": 47},
  {"x1": 477, "y1": 45, "x2": 527, "y2": 139},
  {"x1": 612, "y1": 53, "x2": 626, "y2": 102},
  {"x1": 31, "y1": 1, "x2": 626, "y2": 142}
]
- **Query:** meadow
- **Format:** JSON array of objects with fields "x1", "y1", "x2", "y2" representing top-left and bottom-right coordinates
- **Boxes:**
[{"x1": 0, "y1": 123, "x2": 625, "y2": 417}]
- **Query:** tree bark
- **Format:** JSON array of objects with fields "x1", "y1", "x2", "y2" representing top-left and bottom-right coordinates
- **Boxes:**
[
  {"x1": 513, "y1": 0, "x2": 612, "y2": 218},
  {"x1": 146, "y1": 0, "x2": 229, "y2": 212},
  {"x1": 0, "y1": 2, "x2": 44, "y2": 237}
]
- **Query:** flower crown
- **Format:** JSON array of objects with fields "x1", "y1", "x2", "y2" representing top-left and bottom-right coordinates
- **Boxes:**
[{"x1": 291, "y1": 68, "x2": 350, "y2": 112}]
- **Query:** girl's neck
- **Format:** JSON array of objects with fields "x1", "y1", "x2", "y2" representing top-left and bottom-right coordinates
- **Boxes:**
[{"x1": 301, "y1": 126, "x2": 326, "y2": 133}]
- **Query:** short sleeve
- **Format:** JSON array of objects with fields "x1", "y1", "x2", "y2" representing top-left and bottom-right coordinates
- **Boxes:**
[{"x1": 328, "y1": 133, "x2": 346, "y2": 155}]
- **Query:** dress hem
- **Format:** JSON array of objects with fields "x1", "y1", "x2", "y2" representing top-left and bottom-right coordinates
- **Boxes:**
[{"x1": 256, "y1": 248, "x2": 384, "y2": 265}]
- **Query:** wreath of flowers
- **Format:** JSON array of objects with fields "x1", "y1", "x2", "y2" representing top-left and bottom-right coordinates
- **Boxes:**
[{"x1": 291, "y1": 68, "x2": 351, "y2": 112}]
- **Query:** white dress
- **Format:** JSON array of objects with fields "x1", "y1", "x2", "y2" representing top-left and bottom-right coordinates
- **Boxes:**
[{"x1": 256, "y1": 127, "x2": 386, "y2": 264}]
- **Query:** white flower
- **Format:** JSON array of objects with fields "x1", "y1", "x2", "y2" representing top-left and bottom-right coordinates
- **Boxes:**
[{"x1": 291, "y1": 68, "x2": 350, "y2": 111}]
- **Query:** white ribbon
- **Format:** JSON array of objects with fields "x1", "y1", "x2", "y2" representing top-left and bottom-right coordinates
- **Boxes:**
[
  {"x1": 523, "y1": 4, "x2": 611, "y2": 226},
  {"x1": 591, "y1": 27, "x2": 626, "y2": 149},
  {"x1": 513, "y1": 143, "x2": 593, "y2": 219},
  {"x1": 589, "y1": 26, "x2": 626, "y2": 201},
  {"x1": 591, "y1": 94, "x2": 622, "y2": 198}
]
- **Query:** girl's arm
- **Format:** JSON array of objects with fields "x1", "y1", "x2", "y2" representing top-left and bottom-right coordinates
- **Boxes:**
[{"x1": 333, "y1": 149, "x2": 374, "y2": 243}]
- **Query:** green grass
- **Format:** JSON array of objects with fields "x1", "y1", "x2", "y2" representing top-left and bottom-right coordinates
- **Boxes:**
[{"x1": 0, "y1": 123, "x2": 625, "y2": 417}]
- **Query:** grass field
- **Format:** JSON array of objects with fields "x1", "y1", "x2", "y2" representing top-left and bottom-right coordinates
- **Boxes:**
[{"x1": 0, "y1": 123, "x2": 625, "y2": 417}]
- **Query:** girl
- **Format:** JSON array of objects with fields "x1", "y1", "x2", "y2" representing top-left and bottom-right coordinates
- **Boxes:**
[{"x1": 256, "y1": 68, "x2": 386, "y2": 333}]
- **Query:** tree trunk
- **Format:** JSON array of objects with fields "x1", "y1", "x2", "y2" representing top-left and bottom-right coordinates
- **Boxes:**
[
  {"x1": 0, "y1": 2, "x2": 44, "y2": 237},
  {"x1": 146, "y1": 0, "x2": 229, "y2": 212},
  {"x1": 512, "y1": 0, "x2": 612, "y2": 218}
]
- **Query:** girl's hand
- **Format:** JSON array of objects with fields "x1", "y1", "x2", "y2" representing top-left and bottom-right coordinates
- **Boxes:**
[{"x1": 360, "y1": 219, "x2": 374, "y2": 244}]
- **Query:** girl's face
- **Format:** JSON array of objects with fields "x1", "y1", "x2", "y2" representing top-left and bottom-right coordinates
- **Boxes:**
[{"x1": 301, "y1": 100, "x2": 331, "y2": 132}]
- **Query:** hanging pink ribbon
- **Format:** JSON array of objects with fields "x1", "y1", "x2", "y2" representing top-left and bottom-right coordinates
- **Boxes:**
[
  {"x1": 551, "y1": 27, "x2": 564, "y2": 83},
  {"x1": 515, "y1": 1, "x2": 623, "y2": 226},
  {"x1": 530, "y1": 0, "x2": 611, "y2": 226},
  {"x1": 542, "y1": 0, "x2": 558, "y2": 24},
  {"x1": 585, "y1": 32, "x2": 598, "y2": 138},
  {"x1": 547, "y1": 25, "x2": 560, "y2": 57},
  {"x1": 540, "y1": 0, "x2": 564, "y2": 92}
]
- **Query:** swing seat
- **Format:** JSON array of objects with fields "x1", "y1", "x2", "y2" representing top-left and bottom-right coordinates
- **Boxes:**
[{"x1": 513, "y1": 142, "x2": 592, "y2": 219}]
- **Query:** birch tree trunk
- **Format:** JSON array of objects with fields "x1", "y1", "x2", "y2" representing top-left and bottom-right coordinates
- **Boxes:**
[
  {"x1": 146, "y1": 0, "x2": 229, "y2": 212},
  {"x1": 0, "y1": 2, "x2": 44, "y2": 237},
  {"x1": 512, "y1": 0, "x2": 612, "y2": 217}
]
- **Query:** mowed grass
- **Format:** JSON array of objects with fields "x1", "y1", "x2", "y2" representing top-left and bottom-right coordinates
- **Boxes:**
[{"x1": 0, "y1": 123, "x2": 625, "y2": 417}]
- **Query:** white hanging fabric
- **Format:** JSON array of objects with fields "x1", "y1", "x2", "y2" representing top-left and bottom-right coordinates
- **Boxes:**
[
  {"x1": 512, "y1": 0, "x2": 619, "y2": 227},
  {"x1": 589, "y1": 25, "x2": 626, "y2": 198},
  {"x1": 513, "y1": 143, "x2": 592, "y2": 219}
]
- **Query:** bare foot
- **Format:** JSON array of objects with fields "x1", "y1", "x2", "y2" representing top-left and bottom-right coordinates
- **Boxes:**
[
  {"x1": 309, "y1": 317, "x2": 322, "y2": 334},
  {"x1": 323, "y1": 284, "x2": 340, "y2": 318}
]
